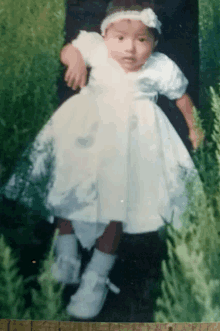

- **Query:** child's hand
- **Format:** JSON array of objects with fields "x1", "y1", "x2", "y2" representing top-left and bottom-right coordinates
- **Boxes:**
[
  {"x1": 64, "y1": 63, "x2": 87, "y2": 90},
  {"x1": 189, "y1": 126, "x2": 205, "y2": 150},
  {"x1": 61, "y1": 44, "x2": 88, "y2": 90}
]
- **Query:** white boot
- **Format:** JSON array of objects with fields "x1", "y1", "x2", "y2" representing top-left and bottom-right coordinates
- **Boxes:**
[
  {"x1": 66, "y1": 249, "x2": 120, "y2": 319},
  {"x1": 51, "y1": 234, "x2": 81, "y2": 285}
]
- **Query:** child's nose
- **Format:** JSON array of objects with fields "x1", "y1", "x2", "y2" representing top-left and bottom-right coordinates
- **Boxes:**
[{"x1": 124, "y1": 39, "x2": 136, "y2": 52}]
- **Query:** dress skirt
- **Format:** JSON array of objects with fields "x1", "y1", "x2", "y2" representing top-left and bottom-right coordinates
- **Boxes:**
[{"x1": 3, "y1": 76, "x2": 202, "y2": 250}]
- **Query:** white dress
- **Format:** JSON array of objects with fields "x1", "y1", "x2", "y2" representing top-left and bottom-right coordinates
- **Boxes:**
[{"x1": 4, "y1": 31, "x2": 202, "y2": 250}]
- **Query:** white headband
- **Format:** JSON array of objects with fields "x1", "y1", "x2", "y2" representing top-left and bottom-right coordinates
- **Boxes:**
[{"x1": 100, "y1": 8, "x2": 162, "y2": 36}]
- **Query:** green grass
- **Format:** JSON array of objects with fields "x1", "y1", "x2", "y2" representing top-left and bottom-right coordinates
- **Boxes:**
[{"x1": 0, "y1": 0, "x2": 65, "y2": 184}]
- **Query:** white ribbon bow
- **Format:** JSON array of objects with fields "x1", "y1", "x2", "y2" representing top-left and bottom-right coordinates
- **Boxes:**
[{"x1": 140, "y1": 8, "x2": 162, "y2": 34}]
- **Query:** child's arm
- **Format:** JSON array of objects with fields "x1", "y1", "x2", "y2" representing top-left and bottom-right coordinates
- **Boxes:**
[
  {"x1": 60, "y1": 44, "x2": 87, "y2": 90},
  {"x1": 175, "y1": 93, "x2": 205, "y2": 150}
]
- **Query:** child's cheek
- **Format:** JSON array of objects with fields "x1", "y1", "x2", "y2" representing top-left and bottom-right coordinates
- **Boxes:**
[{"x1": 105, "y1": 39, "x2": 119, "y2": 60}]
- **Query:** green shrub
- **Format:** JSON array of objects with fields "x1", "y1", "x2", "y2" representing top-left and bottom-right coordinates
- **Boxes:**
[
  {"x1": 0, "y1": 228, "x2": 70, "y2": 320},
  {"x1": 153, "y1": 0, "x2": 220, "y2": 322},
  {"x1": 154, "y1": 89, "x2": 220, "y2": 322}
]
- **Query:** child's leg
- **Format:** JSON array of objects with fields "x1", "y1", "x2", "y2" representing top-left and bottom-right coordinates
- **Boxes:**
[
  {"x1": 85, "y1": 221, "x2": 122, "y2": 276},
  {"x1": 67, "y1": 221, "x2": 122, "y2": 319},
  {"x1": 56, "y1": 218, "x2": 122, "y2": 254},
  {"x1": 95, "y1": 221, "x2": 123, "y2": 254},
  {"x1": 56, "y1": 218, "x2": 74, "y2": 234},
  {"x1": 55, "y1": 218, "x2": 78, "y2": 256},
  {"x1": 52, "y1": 218, "x2": 81, "y2": 284}
]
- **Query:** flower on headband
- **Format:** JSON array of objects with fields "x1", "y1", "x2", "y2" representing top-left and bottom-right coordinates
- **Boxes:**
[{"x1": 140, "y1": 8, "x2": 162, "y2": 33}]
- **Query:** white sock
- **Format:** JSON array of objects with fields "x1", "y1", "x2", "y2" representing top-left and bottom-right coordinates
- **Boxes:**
[
  {"x1": 56, "y1": 234, "x2": 79, "y2": 259},
  {"x1": 85, "y1": 248, "x2": 117, "y2": 277}
]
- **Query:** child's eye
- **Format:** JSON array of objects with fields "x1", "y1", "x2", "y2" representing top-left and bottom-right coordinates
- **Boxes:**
[
  {"x1": 118, "y1": 36, "x2": 124, "y2": 41},
  {"x1": 139, "y1": 38, "x2": 147, "y2": 42}
]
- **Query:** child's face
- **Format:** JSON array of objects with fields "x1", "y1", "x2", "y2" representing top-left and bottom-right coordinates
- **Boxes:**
[{"x1": 103, "y1": 19, "x2": 157, "y2": 73}]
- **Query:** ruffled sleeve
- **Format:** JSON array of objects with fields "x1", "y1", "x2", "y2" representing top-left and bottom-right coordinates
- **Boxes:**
[
  {"x1": 156, "y1": 53, "x2": 189, "y2": 100},
  {"x1": 72, "y1": 30, "x2": 104, "y2": 67}
]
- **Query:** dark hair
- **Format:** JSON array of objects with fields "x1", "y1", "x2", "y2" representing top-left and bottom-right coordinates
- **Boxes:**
[{"x1": 104, "y1": 0, "x2": 160, "y2": 42}]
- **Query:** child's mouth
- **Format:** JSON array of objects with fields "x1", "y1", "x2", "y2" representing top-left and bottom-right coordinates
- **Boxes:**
[{"x1": 122, "y1": 57, "x2": 135, "y2": 63}]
